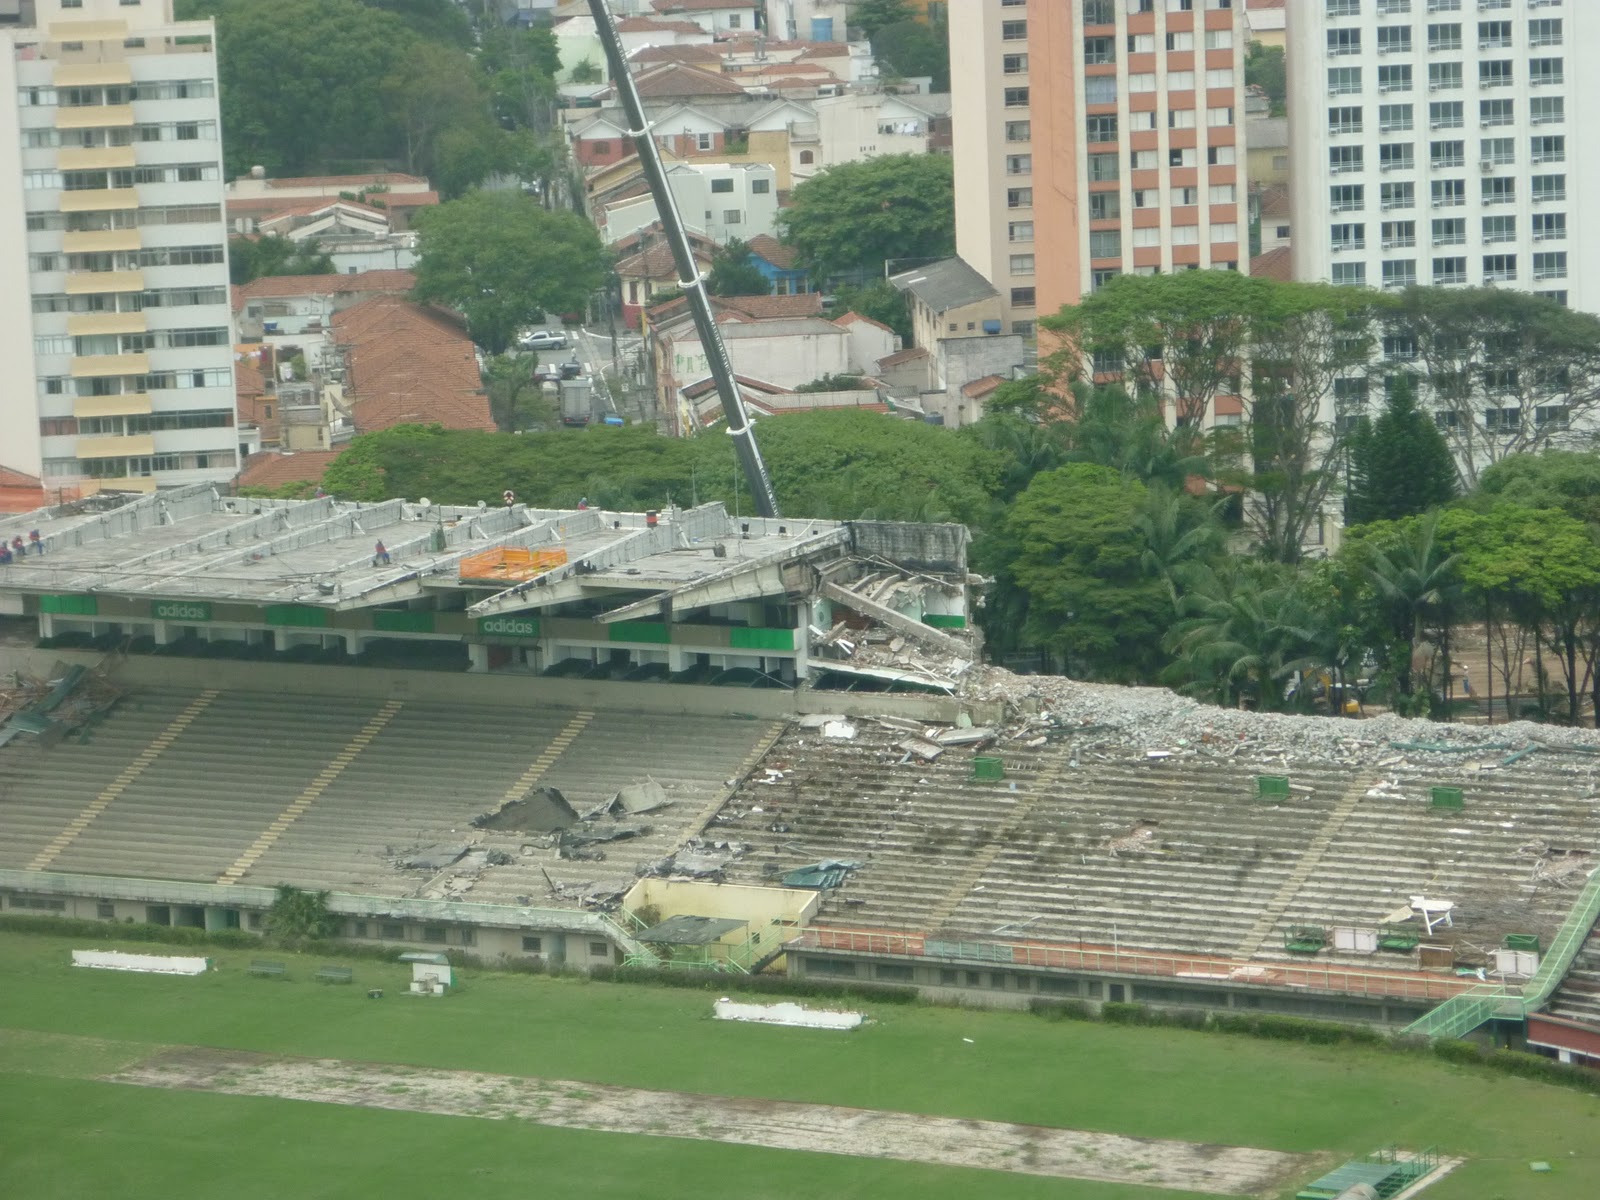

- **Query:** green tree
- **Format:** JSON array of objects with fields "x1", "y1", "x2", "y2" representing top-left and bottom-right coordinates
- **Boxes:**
[
  {"x1": 362, "y1": 0, "x2": 472, "y2": 47},
  {"x1": 478, "y1": 25, "x2": 562, "y2": 132},
  {"x1": 1164, "y1": 563, "x2": 1323, "y2": 711},
  {"x1": 831, "y1": 281, "x2": 911, "y2": 342},
  {"x1": 1470, "y1": 450, "x2": 1600, "y2": 526},
  {"x1": 706, "y1": 238, "x2": 772, "y2": 297},
  {"x1": 871, "y1": 20, "x2": 949, "y2": 91},
  {"x1": 264, "y1": 885, "x2": 340, "y2": 943},
  {"x1": 380, "y1": 42, "x2": 496, "y2": 184},
  {"x1": 1346, "y1": 374, "x2": 1457, "y2": 525},
  {"x1": 852, "y1": 0, "x2": 915, "y2": 39},
  {"x1": 777, "y1": 154, "x2": 954, "y2": 281},
  {"x1": 412, "y1": 191, "x2": 607, "y2": 353},
  {"x1": 1063, "y1": 382, "x2": 1211, "y2": 493},
  {"x1": 482, "y1": 354, "x2": 556, "y2": 433},
  {"x1": 994, "y1": 464, "x2": 1170, "y2": 681},
  {"x1": 228, "y1": 235, "x2": 334, "y2": 285},
  {"x1": 187, "y1": 0, "x2": 420, "y2": 177},
  {"x1": 1245, "y1": 42, "x2": 1286, "y2": 116}
]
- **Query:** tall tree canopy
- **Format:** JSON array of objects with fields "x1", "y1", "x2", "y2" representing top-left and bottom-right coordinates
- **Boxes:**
[
  {"x1": 412, "y1": 191, "x2": 607, "y2": 353},
  {"x1": 706, "y1": 239, "x2": 772, "y2": 298},
  {"x1": 872, "y1": 20, "x2": 950, "y2": 91},
  {"x1": 1345, "y1": 373, "x2": 1457, "y2": 525},
  {"x1": 228, "y1": 235, "x2": 334, "y2": 285},
  {"x1": 777, "y1": 154, "x2": 954, "y2": 281},
  {"x1": 852, "y1": 0, "x2": 915, "y2": 39}
]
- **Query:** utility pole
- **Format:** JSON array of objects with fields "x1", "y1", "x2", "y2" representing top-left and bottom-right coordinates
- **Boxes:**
[{"x1": 586, "y1": 0, "x2": 780, "y2": 519}]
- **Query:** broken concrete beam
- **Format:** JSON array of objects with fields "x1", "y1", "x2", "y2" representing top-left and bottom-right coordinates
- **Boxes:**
[{"x1": 820, "y1": 580, "x2": 970, "y2": 658}]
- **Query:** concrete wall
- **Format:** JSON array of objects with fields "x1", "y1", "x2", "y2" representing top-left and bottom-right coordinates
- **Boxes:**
[{"x1": 0, "y1": 646, "x2": 1000, "y2": 724}]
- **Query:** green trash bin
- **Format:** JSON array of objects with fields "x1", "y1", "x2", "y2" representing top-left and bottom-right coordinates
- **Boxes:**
[
  {"x1": 973, "y1": 756, "x2": 1005, "y2": 781},
  {"x1": 1256, "y1": 774, "x2": 1290, "y2": 799},
  {"x1": 1430, "y1": 786, "x2": 1464, "y2": 810}
]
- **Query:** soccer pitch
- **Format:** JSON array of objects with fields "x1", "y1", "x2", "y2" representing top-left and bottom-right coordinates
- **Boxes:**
[{"x1": 1, "y1": 932, "x2": 1597, "y2": 1200}]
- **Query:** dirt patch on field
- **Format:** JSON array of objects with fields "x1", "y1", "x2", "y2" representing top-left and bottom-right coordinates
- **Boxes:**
[{"x1": 109, "y1": 1046, "x2": 1308, "y2": 1195}]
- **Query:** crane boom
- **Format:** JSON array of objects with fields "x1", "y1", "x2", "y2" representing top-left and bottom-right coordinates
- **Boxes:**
[{"x1": 585, "y1": 0, "x2": 781, "y2": 518}]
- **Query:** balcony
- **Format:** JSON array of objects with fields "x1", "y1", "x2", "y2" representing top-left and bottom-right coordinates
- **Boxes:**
[
  {"x1": 65, "y1": 269, "x2": 142, "y2": 294},
  {"x1": 62, "y1": 228, "x2": 141, "y2": 255},
  {"x1": 71, "y1": 352, "x2": 149, "y2": 378},
  {"x1": 75, "y1": 434, "x2": 157, "y2": 460},
  {"x1": 59, "y1": 188, "x2": 138, "y2": 213},
  {"x1": 73, "y1": 393, "x2": 153, "y2": 420},
  {"x1": 1435, "y1": 272, "x2": 1468, "y2": 286},
  {"x1": 57, "y1": 145, "x2": 136, "y2": 172},
  {"x1": 54, "y1": 104, "x2": 135, "y2": 130},
  {"x1": 66, "y1": 311, "x2": 147, "y2": 338}
]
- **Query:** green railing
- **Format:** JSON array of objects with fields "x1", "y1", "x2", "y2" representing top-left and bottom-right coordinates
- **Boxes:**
[{"x1": 1403, "y1": 866, "x2": 1600, "y2": 1039}]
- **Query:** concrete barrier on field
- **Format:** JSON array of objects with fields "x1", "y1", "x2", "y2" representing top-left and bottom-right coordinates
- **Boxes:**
[{"x1": 72, "y1": 949, "x2": 211, "y2": 975}]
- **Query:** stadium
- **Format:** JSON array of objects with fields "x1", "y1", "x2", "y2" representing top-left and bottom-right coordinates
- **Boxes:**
[{"x1": 2, "y1": 486, "x2": 1600, "y2": 1199}]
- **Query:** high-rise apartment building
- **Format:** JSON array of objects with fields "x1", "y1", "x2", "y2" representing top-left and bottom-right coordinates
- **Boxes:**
[
  {"x1": 953, "y1": 0, "x2": 1249, "y2": 334},
  {"x1": 0, "y1": 0, "x2": 237, "y2": 494},
  {"x1": 1289, "y1": 0, "x2": 1597, "y2": 312}
]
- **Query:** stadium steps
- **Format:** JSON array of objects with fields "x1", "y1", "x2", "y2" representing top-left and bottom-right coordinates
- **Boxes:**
[
  {"x1": 0, "y1": 689, "x2": 208, "y2": 871},
  {"x1": 1547, "y1": 934, "x2": 1600, "y2": 1026}
]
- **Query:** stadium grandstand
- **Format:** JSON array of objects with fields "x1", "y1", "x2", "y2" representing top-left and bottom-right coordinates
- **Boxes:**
[{"x1": 0, "y1": 487, "x2": 1598, "y2": 1057}]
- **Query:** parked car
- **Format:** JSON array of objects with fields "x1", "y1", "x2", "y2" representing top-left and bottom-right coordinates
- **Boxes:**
[{"x1": 518, "y1": 329, "x2": 568, "y2": 351}]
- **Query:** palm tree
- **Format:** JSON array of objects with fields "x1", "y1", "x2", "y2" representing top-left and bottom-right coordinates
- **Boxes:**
[
  {"x1": 1358, "y1": 510, "x2": 1460, "y2": 712},
  {"x1": 1164, "y1": 564, "x2": 1324, "y2": 711},
  {"x1": 1135, "y1": 486, "x2": 1227, "y2": 608}
]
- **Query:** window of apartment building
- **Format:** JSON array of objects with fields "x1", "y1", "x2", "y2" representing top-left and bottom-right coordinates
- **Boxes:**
[
  {"x1": 1482, "y1": 214, "x2": 1516, "y2": 244},
  {"x1": 1007, "y1": 187, "x2": 1032, "y2": 208},
  {"x1": 1532, "y1": 212, "x2": 1566, "y2": 242},
  {"x1": 1324, "y1": 107, "x2": 1363, "y2": 136},
  {"x1": 1132, "y1": 226, "x2": 1161, "y2": 248},
  {"x1": 1089, "y1": 153, "x2": 1120, "y2": 182},
  {"x1": 1130, "y1": 149, "x2": 1157, "y2": 170},
  {"x1": 1381, "y1": 181, "x2": 1415, "y2": 210},
  {"x1": 1169, "y1": 109, "x2": 1196, "y2": 129},
  {"x1": 1083, "y1": 0, "x2": 1113, "y2": 20},
  {"x1": 1008, "y1": 220, "x2": 1035, "y2": 242},
  {"x1": 1171, "y1": 225, "x2": 1200, "y2": 245},
  {"x1": 1167, "y1": 70, "x2": 1195, "y2": 90},
  {"x1": 1483, "y1": 253, "x2": 1517, "y2": 282},
  {"x1": 1530, "y1": 96, "x2": 1563, "y2": 125},
  {"x1": 1205, "y1": 29, "x2": 1234, "y2": 50},
  {"x1": 722, "y1": 210, "x2": 742, "y2": 224},
  {"x1": 1330, "y1": 146, "x2": 1363, "y2": 174},
  {"x1": 1326, "y1": 0, "x2": 1359, "y2": 16},
  {"x1": 1377, "y1": 26, "x2": 1412, "y2": 53},
  {"x1": 1382, "y1": 220, "x2": 1416, "y2": 249},
  {"x1": 1009, "y1": 254, "x2": 1035, "y2": 275},
  {"x1": 1330, "y1": 184, "x2": 1365, "y2": 213},
  {"x1": 1010, "y1": 287, "x2": 1036, "y2": 306},
  {"x1": 1005, "y1": 120, "x2": 1031, "y2": 142},
  {"x1": 751, "y1": 179, "x2": 770, "y2": 195},
  {"x1": 1090, "y1": 230, "x2": 1122, "y2": 258},
  {"x1": 1002, "y1": 19, "x2": 1026, "y2": 40},
  {"x1": 1331, "y1": 263, "x2": 1366, "y2": 286},
  {"x1": 1174, "y1": 186, "x2": 1200, "y2": 205},
  {"x1": 1537, "y1": 291, "x2": 1568, "y2": 308},
  {"x1": 1207, "y1": 145, "x2": 1236, "y2": 166},
  {"x1": 1091, "y1": 268, "x2": 1121, "y2": 291},
  {"x1": 1429, "y1": 140, "x2": 1463, "y2": 169},
  {"x1": 1478, "y1": 19, "x2": 1511, "y2": 48},
  {"x1": 1125, "y1": 74, "x2": 1154, "y2": 95},
  {"x1": 1479, "y1": 60, "x2": 1512, "y2": 88},
  {"x1": 1534, "y1": 251, "x2": 1567, "y2": 280},
  {"x1": 1003, "y1": 87, "x2": 1029, "y2": 107},
  {"x1": 1004, "y1": 54, "x2": 1029, "y2": 74},
  {"x1": 1429, "y1": 62, "x2": 1462, "y2": 90},
  {"x1": 1210, "y1": 183, "x2": 1238, "y2": 204},
  {"x1": 1006, "y1": 154, "x2": 1032, "y2": 175},
  {"x1": 1432, "y1": 217, "x2": 1466, "y2": 245},
  {"x1": 1379, "y1": 142, "x2": 1414, "y2": 171},
  {"x1": 1383, "y1": 334, "x2": 1418, "y2": 361},
  {"x1": 1087, "y1": 76, "x2": 1120, "y2": 103},
  {"x1": 1208, "y1": 106, "x2": 1233, "y2": 127},
  {"x1": 1212, "y1": 223, "x2": 1239, "y2": 244},
  {"x1": 1529, "y1": 58, "x2": 1563, "y2": 87},
  {"x1": 1531, "y1": 135, "x2": 1564, "y2": 164},
  {"x1": 1428, "y1": 23, "x2": 1461, "y2": 51},
  {"x1": 1433, "y1": 256, "x2": 1468, "y2": 285},
  {"x1": 1481, "y1": 137, "x2": 1514, "y2": 165},
  {"x1": 1481, "y1": 177, "x2": 1515, "y2": 206},
  {"x1": 1529, "y1": 18, "x2": 1562, "y2": 48},
  {"x1": 1133, "y1": 188, "x2": 1159, "y2": 208},
  {"x1": 1378, "y1": 64, "x2": 1412, "y2": 93},
  {"x1": 1083, "y1": 38, "x2": 1113, "y2": 65},
  {"x1": 1431, "y1": 178, "x2": 1464, "y2": 207},
  {"x1": 1382, "y1": 260, "x2": 1418, "y2": 289},
  {"x1": 1128, "y1": 31, "x2": 1155, "y2": 53},
  {"x1": 1329, "y1": 29, "x2": 1361, "y2": 56},
  {"x1": 1532, "y1": 174, "x2": 1565, "y2": 203},
  {"x1": 1089, "y1": 192, "x2": 1120, "y2": 220},
  {"x1": 1167, "y1": 30, "x2": 1194, "y2": 52},
  {"x1": 1479, "y1": 98, "x2": 1513, "y2": 128},
  {"x1": 1169, "y1": 147, "x2": 1196, "y2": 168},
  {"x1": 710, "y1": 178, "x2": 734, "y2": 193},
  {"x1": 1086, "y1": 114, "x2": 1118, "y2": 142},
  {"x1": 1377, "y1": 104, "x2": 1412, "y2": 133},
  {"x1": 1331, "y1": 222, "x2": 1366, "y2": 251},
  {"x1": 1328, "y1": 67, "x2": 1361, "y2": 95}
]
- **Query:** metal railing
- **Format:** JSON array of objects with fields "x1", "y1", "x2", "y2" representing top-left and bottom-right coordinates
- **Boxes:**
[{"x1": 791, "y1": 928, "x2": 1477, "y2": 1004}]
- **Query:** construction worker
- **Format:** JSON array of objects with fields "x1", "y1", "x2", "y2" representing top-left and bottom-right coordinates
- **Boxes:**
[
  {"x1": 27, "y1": 530, "x2": 42, "y2": 555},
  {"x1": 373, "y1": 540, "x2": 391, "y2": 567}
]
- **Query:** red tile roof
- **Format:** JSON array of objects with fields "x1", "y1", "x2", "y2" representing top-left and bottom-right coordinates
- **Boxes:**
[
  {"x1": 236, "y1": 450, "x2": 340, "y2": 491},
  {"x1": 617, "y1": 62, "x2": 748, "y2": 99},
  {"x1": 630, "y1": 43, "x2": 723, "y2": 65},
  {"x1": 652, "y1": 0, "x2": 758, "y2": 11},
  {"x1": 877, "y1": 346, "x2": 928, "y2": 369},
  {"x1": 833, "y1": 311, "x2": 894, "y2": 335},
  {"x1": 746, "y1": 234, "x2": 798, "y2": 270},
  {"x1": 232, "y1": 269, "x2": 416, "y2": 313},
  {"x1": 331, "y1": 295, "x2": 495, "y2": 433},
  {"x1": 648, "y1": 291, "x2": 823, "y2": 325},
  {"x1": 961, "y1": 374, "x2": 1006, "y2": 400},
  {"x1": 615, "y1": 15, "x2": 706, "y2": 33},
  {"x1": 1251, "y1": 246, "x2": 1293, "y2": 282},
  {"x1": 259, "y1": 172, "x2": 428, "y2": 190}
]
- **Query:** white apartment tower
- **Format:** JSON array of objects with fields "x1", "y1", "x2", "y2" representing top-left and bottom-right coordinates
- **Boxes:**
[
  {"x1": 1289, "y1": 0, "x2": 1599, "y2": 312},
  {"x1": 0, "y1": 0, "x2": 237, "y2": 494}
]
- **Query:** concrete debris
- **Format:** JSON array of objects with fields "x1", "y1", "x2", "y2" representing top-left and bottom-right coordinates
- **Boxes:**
[
  {"x1": 473, "y1": 786, "x2": 580, "y2": 833},
  {"x1": 798, "y1": 713, "x2": 847, "y2": 729},
  {"x1": 822, "y1": 719, "x2": 858, "y2": 740},
  {"x1": 583, "y1": 779, "x2": 671, "y2": 819},
  {"x1": 396, "y1": 843, "x2": 470, "y2": 871},
  {"x1": 934, "y1": 726, "x2": 994, "y2": 746},
  {"x1": 898, "y1": 738, "x2": 944, "y2": 762}
]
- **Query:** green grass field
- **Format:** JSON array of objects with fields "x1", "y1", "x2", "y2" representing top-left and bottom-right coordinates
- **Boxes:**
[{"x1": 1, "y1": 931, "x2": 1596, "y2": 1200}]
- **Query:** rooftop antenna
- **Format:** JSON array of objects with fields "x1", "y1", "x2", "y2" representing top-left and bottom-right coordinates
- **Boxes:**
[{"x1": 587, "y1": 0, "x2": 780, "y2": 519}]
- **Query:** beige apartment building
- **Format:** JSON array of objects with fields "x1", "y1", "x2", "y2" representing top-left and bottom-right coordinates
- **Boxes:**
[{"x1": 954, "y1": 0, "x2": 1250, "y2": 334}]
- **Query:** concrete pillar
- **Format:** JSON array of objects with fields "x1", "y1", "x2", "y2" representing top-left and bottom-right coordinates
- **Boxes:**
[
  {"x1": 467, "y1": 643, "x2": 489, "y2": 673},
  {"x1": 38, "y1": 613, "x2": 54, "y2": 639},
  {"x1": 152, "y1": 620, "x2": 170, "y2": 646},
  {"x1": 344, "y1": 631, "x2": 361, "y2": 657},
  {"x1": 667, "y1": 643, "x2": 688, "y2": 672}
]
